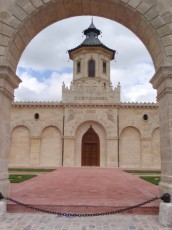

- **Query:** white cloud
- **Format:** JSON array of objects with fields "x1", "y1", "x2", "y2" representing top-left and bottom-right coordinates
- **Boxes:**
[
  {"x1": 110, "y1": 62, "x2": 156, "y2": 102},
  {"x1": 16, "y1": 16, "x2": 156, "y2": 102},
  {"x1": 15, "y1": 71, "x2": 72, "y2": 102}
]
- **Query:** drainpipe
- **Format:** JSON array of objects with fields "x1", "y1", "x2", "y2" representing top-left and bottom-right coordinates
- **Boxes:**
[
  {"x1": 62, "y1": 115, "x2": 65, "y2": 167},
  {"x1": 117, "y1": 113, "x2": 120, "y2": 168}
]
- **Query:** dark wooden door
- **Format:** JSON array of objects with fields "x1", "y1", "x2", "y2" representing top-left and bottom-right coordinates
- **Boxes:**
[{"x1": 82, "y1": 127, "x2": 100, "y2": 166}]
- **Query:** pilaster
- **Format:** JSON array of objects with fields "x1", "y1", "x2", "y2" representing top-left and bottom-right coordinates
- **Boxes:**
[
  {"x1": 141, "y1": 137, "x2": 152, "y2": 167},
  {"x1": 30, "y1": 137, "x2": 41, "y2": 166},
  {"x1": 106, "y1": 138, "x2": 118, "y2": 167},
  {"x1": 151, "y1": 66, "x2": 172, "y2": 227},
  {"x1": 63, "y1": 136, "x2": 75, "y2": 167},
  {"x1": 0, "y1": 65, "x2": 21, "y2": 213}
]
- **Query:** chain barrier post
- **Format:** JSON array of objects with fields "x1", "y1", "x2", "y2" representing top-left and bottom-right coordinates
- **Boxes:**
[
  {"x1": 0, "y1": 192, "x2": 4, "y2": 201},
  {"x1": 161, "y1": 193, "x2": 171, "y2": 203},
  {"x1": 159, "y1": 193, "x2": 172, "y2": 227},
  {"x1": 0, "y1": 192, "x2": 6, "y2": 215}
]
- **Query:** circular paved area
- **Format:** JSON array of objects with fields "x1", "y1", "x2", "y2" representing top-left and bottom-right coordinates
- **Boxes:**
[{"x1": 0, "y1": 213, "x2": 171, "y2": 230}]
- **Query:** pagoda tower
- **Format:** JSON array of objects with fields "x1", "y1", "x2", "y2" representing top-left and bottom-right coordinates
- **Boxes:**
[{"x1": 62, "y1": 20, "x2": 120, "y2": 104}]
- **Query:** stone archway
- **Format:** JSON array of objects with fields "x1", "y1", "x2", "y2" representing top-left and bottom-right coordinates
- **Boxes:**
[{"x1": 1, "y1": 0, "x2": 172, "y2": 225}]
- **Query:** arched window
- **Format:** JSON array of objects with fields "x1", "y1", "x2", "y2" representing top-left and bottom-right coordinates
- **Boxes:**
[
  {"x1": 88, "y1": 59, "x2": 95, "y2": 77},
  {"x1": 77, "y1": 61, "x2": 81, "y2": 74},
  {"x1": 103, "y1": 61, "x2": 107, "y2": 74}
]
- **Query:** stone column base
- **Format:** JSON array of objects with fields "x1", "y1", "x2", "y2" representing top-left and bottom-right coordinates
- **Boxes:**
[
  {"x1": 159, "y1": 202, "x2": 172, "y2": 227},
  {"x1": 0, "y1": 201, "x2": 6, "y2": 215}
]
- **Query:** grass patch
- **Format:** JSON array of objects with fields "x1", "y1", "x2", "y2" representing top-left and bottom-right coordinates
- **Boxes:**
[
  {"x1": 8, "y1": 168, "x2": 55, "y2": 173},
  {"x1": 140, "y1": 176, "x2": 160, "y2": 185},
  {"x1": 9, "y1": 174, "x2": 37, "y2": 183},
  {"x1": 124, "y1": 170, "x2": 161, "y2": 174}
]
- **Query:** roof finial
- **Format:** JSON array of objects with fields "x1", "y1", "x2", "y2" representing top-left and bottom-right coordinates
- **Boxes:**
[{"x1": 91, "y1": 16, "x2": 93, "y2": 23}]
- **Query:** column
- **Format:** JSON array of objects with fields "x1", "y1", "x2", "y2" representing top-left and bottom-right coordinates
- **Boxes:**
[
  {"x1": 0, "y1": 66, "x2": 21, "y2": 213},
  {"x1": 150, "y1": 66, "x2": 172, "y2": 227}
]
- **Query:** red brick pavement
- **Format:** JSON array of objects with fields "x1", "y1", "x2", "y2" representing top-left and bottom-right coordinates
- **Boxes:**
[{"x1": 8, "y1": 168, "x2": 159, "y2": 214}]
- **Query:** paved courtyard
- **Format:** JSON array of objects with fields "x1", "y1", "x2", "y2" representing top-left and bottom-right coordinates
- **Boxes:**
[
  {"x1": 9, "y1": 168, "x2": 159, "y2": 214},
  {"x1": 0, "y1": 213, "x2": 171, "y2": 230},
  {"x1": 3, "y1": 168, "x2": 166, "y2": 229}
]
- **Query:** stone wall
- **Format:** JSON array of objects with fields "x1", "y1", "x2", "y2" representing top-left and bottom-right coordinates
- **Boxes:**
[{"x1": 9, "y1": 102, "x2": 160, "y2": 169}]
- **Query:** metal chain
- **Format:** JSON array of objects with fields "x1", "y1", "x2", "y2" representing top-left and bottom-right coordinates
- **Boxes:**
[{"x1": 1, "y1": 195, "x2": 160, "y2": 217}]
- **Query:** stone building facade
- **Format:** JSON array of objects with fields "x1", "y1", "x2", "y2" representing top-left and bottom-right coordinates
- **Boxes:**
[{"x1": 9, "y1": 21, "x2": 160, "y2": 169}]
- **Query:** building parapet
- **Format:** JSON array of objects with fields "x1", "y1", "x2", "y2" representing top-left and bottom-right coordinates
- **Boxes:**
[{"x1": 62, "y1": 79, "x2": 121, "y2": 104}]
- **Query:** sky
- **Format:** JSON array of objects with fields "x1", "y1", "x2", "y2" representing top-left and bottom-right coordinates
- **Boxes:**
[{"x1": 16, "y1": 16, "x2": 157, "y2": 103}]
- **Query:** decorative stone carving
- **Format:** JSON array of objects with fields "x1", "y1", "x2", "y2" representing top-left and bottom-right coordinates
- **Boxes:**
[
  {"x1": 107, "y1": 110, "x2": 114, "y2": 122},
  {"x1": 0, "y1": 11, "x2": 10, "y2": 20},
  {"x1": 67, "y1": 110, "x2": 75, "y2": 122}
]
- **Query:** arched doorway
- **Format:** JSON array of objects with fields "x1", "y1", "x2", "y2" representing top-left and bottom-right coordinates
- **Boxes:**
[{"x1": 82, "y1": 126, "x2": 100, "y2": 166}]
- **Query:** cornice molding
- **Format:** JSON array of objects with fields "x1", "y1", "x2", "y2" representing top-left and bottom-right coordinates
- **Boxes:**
[
  {"x1": 12, "y1": 101, "x2": 63, "y2": 108},
  {"x1": 12, "y1": 102, "x2": 159, "y2": 109}
]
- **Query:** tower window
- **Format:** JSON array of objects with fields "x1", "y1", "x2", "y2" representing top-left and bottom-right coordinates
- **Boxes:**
[
  {"x1": 103, "y1": 61, "x2": 107, "y2": 74},
  {"x1": 77, "y1": 61, "x2": 81, "y2": 74},
  {"x1": 88, "y1": 59, "x2": 95, "y2": 77}
]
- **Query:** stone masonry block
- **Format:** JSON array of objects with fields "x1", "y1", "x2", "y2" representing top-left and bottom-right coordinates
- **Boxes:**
[
  {"x1": 161, "y1": 34, "x2": 172, "y2": 46},
  {"x1": 0, "y1": 34, "x2": 10, "y2": 46},
  {"x1": 165, "y1": 46, "x2": 172, "y2": 56},
  {"x1": 9, "y1": 43, "x2": 20, "y2": 62},
  {"x1": 159, "y1": 202, "x2": 172, "y2": 227},
  {"x1": 120, "y1": 0, "x2": 129, "y2": 3},
  {"x1": 0, "y1": 56, "x2": 4, "y2": 66},
  {"x1": 137, "y1": 3, "x2": 150, "y2": 15},
  {"x1": 46, "y1": 3, "x2": 57, "y2": 24},
  {"x1": 30, "y1": 0, "x2": 44, "y2": 8},
  {"x1": 0, "y1": 46, "x2": 6, "y2": 56},
  {"x1": 142, "y1": 24, "x2": 154, "y2": 45},
  {"x1": 24, "y1": 19, "x2": 36, "y2": 39},
  {"x1": 128, "y1": 0, "x2": 142, "y2": 9},
  {"x1": 0, "y1": 201, "x2": 6, "y2": 215},
  {"x1": 31, "y1": 13, "x2": 43, "y2": 33},
  {"x1": 8, "y1": 2, "x2": 28, "y2": 21},
  {"x1": 19, "y1": 27, "x2": 31, "y2": 46},
  {"x1": 151, "y1": 16, "x2": 165, "y2": 29},
  {"x1": 82, "y1": 0, "x2": 91, "y2": 15},
  {"x1": 42, "y1": 0, "x2": 52, "y2": 3},
  {"x1": 137, "y1": 19, "x2": 148, "y2": 39},
  {"x1": 16, "y1": 0, "x2": 35, "y2": 14},
  {"x1": 13, "y1": 34, "x2": 25, "y2": 52},
  {"x1": 166, "y1": 56, "x2": 172, "y2": 66},
  {"x1": 8, "y1": 17, "x2": 21, "y2": 29},
  {"x1": 91, "y1": 0, "x2": 100, "y2": 16},
  {"x1": 145, "y1": 5, "x2": 159, "y2": 21},
  {"x1": 157, "y1": 23, "x2": 172, "y2": 38},
  {"x1": 0, "y1": 21, "x2": 15, "y2": 37},
  {"x1": 38, "y1": 7, "x2": 50, "y2": 28},
  {"x1": 100, "y1": 1, "x2": 109, "y2": 17},
  {"x1": 54, "y1": 0, "x2": 65, "y2": 20}
]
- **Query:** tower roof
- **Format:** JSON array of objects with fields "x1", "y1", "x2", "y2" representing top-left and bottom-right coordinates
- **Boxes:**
[{"x1": 68, "y1": 20, "x2": 116, "y2": 60}]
